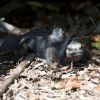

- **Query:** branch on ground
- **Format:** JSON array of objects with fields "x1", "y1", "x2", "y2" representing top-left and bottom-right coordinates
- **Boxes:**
[{"x1": 0, "y1": 54, "x2": 35, "y2": 97}]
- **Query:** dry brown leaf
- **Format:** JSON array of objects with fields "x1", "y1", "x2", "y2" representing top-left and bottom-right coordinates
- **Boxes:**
[
  {"x1": 90, "y1": 35, "x2": 100, "y2": 41},
  {"x1": 95, "y1": 85, "x2": 100, "y2": 90},
  {"x1": 94, "y1": 85, "x2": 100, "y2": 96},
  {"x1": 90, "y1": 71, "x2": 96, "y2": 77},
  {"x1": 52, "y1": 79, "x2": 67, "y2": 89},
  {"x1": 65, "y1": 80, "x2": 80, "y2": 89},
  {"x1": 53, "y1": 75, "x2": 78, "y2": 89}
]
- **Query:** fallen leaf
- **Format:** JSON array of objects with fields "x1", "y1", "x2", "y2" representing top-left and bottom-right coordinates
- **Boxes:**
[
  {"x1": 95, "y1": 85, "x2": 100, "y2": 90},
  {"x1": 65, "y1": 80, "x2": 80, "y2": 89},
  {"x1": 90, "y1": 71, "x2": 96, "y2": 76},
  {"x1": 51, "y1": 79, "x2": 67, "y2": 89},
  {"x1": 91, "y1": 35, "x2": 100, "y2": 42}
]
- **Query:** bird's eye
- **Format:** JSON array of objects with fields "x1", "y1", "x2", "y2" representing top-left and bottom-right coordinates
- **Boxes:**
[{"x1": 75, "y1": 48, "x2": 77, "y2": 50}]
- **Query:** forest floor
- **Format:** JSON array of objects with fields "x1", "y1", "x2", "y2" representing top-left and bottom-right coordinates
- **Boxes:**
[
  {"x1": 0, "y1": 55, "x2": 100, "y2": 100},
  {"x1": 0, "y1": 1, "x2": 100, "y2": 100}
]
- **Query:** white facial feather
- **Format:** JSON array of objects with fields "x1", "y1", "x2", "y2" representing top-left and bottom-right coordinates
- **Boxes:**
[{"x1": 67, "y1": 41, "x2": 82, "y2": 49}]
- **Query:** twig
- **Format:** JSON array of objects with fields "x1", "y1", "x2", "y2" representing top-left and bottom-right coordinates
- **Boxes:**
[
  {"x1": 0, "y1": 54, "x2": 35, "y2": 97},
  {"x1": 0, "y1": 20, "x2": 23, "y2": 35},
  {"x1": 34, "y1": 60, "x2": 47, "y2": 69}
]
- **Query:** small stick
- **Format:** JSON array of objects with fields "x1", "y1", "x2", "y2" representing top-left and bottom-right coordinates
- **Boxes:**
[{"x1": 0, "y1": 54, "x2": 35, "y2": 97}]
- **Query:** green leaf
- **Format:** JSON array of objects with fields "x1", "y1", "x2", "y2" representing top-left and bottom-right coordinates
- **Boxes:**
[{"x1": 92, "y1": 41, "x2": 100, "y2": 50}]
